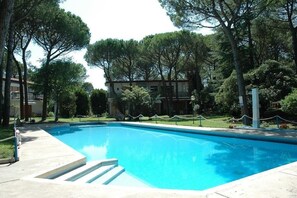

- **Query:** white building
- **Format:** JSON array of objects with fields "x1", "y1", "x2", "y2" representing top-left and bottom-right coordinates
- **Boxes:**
[{"x1": 2, "y1": 77, "x2": 43, "y2": 117}]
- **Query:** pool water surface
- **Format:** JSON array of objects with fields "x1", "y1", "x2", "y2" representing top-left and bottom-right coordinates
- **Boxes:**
[{"x1": 48, "y1": 124, "x2": 297, "y2": 190}]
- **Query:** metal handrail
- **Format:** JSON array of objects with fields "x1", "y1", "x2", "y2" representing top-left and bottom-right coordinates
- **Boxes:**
[{"x1": 0, "y1": 136, "x2": 15, "y2": 142}]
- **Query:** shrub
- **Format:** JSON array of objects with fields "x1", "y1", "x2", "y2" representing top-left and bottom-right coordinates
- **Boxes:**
[
  {"x1": 90, "y1": 89, "x2": 107, "y2": 116},
  {"x1": 281, "y1": 89, "x2": 297, "y2": 116},
  {"x1": 75, "y1": 89, "x2": 90, "y2": 116},
  {"x1": 48, "y1": 112, "x2": 54, "y2": 117},
  {"x1": 60, "y1": 92, "x2": 76, "y2": 118}
]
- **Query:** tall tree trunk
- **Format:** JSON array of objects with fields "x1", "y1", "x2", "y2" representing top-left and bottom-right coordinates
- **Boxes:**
[
  {"x1": 42, "y1": 84, "x2": 49, "y2": 120},
  {"x1": 161, "y1": 78, "x2": 170, "y2": 116},
  {"x1": 194, "y1": 66, "x2": 203, "y2": 93},
  {"x1": 223, "y1": 27, "x2": 249, "y2": 119},
  {"x1": 285, "y1": 0, "x2": 297, "y2": 73},
  {"x1": 168, "y1": 79, "x2": 174, "y2": 116},
  {"x1": 159, "y1": 67, "x2": 170, "y2": 116},
  {"x1": 289, "y1": 25, "x2": 297, "y2": 73},
  {"x1": 22, "y1": 41, "x2": 30, "y2": 121},
  {"x1": 167, "y1": 68, "x2": 174, "y2": 116},
  {"x1": 174, "y1": 67, "x2": 179, "y2": 114},
  {"x1": 13, "y1": 55, "x2": 24, "y2": 119},
  {"x1": 247, "y1": 19, "x2": 255, "y2": 69},
  {"x1": 54, "y1": 96, "x2": 59, "y2": 122},
  {"x1": 41, "y1": 66, "x2": 49, "y2": 121},
  {"x1": 41, "y1": 56, "x2": 51, "y2": 121},
  {"x1": 2, "y1": 22, "x2": 14, "y2": 126},
  {"x1": 0, "y1": 59, "x2": 3, "y2": 123},
  {"x1": 105, "y1": 66, "x2": 116, "y2": 97},
  {"x1": 0, "y1": 0, "x2": 14, "y2": 68},
  {"x1": 246, "y1": 0, "x2": 254, "y2": 69},
  {"x1": 195, "y1": 67, "x2": 203, "y2": 111}
]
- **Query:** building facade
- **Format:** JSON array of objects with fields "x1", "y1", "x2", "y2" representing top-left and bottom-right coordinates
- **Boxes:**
[
  {"x1": 106, "y1": 80, "x2": 192, "y2": 116},
  {"x1": 2, "y1": 77, "x2": 43, "y2": 117}
]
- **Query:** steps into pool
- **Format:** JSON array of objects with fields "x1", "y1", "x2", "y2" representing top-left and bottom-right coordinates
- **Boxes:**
[{"x1": 53, "y1": 158, "x2": 125, "y2": 185}]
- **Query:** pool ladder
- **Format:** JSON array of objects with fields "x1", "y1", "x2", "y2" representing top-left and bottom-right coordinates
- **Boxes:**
[{"x1": 53, "y1": 158, "x2": 125, "y2": 184}]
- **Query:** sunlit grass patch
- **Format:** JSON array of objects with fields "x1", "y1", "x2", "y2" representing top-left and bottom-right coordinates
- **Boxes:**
[{"x1": 0, "y1": 126, "x2": 14, "y2": 159}]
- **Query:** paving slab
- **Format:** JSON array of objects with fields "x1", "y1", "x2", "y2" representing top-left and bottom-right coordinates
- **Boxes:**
[{"x1": 213, "y1": 171, "x2": 297, "y2": 198}]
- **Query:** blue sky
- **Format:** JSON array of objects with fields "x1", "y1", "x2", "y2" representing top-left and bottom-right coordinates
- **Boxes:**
[
  {"x1": 28, "y1": 0, "x2": 210, "y2": 90},
  {"x1": 59, "y1": 0, "x2": 179, "y2": 90},
  {"x1": 60, "y1": 0, "x2": 180, "y2": 42}
]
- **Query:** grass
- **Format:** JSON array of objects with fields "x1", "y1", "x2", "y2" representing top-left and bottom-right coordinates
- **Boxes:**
[
  {"x1": 28, "y1": 115, "x2": 296, "y2": 129},
  {"x1": 22, "y1": 115, "x2": 235, "y2": 128},
  {"x1": 0, "y1": 126, "x2": 15, "y2": 159},
  {"x1": 140, "y1": 115, "x2": 232, "y2": 128}
]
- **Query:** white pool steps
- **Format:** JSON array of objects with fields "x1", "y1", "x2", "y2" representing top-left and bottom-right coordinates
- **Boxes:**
[
  {"x1": 75, "y1": 164, "x2": 117, "y2": 183},
  {"x1": 54, "y1": 158, "x2": 124, "y2": 185},
  {"x1": 91, "y1": 166, "x2": 125, "y2": 184}
]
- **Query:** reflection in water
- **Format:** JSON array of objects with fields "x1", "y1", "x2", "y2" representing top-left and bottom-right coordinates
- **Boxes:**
[
  {"x1": 48, "y1": 125, "x2": 297, "y2": 190},
  {"x1": 82, "y1": 144, "x2": 107, "y2": 161}
]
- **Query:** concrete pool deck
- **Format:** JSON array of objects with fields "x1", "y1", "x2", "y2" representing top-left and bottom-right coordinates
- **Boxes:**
[{"x1": 1, "y1": 123, "x2": 297, "y2": 197}]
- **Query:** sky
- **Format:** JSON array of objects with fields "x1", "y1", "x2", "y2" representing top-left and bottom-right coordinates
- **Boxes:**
[{"x1": 28, "y1": 0, "x2": 210, "y2": 90}]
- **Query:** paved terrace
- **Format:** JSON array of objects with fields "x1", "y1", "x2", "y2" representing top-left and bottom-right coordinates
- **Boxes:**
[{"x1": 1, "y1": 123, "x2": 297, "y2": 198}]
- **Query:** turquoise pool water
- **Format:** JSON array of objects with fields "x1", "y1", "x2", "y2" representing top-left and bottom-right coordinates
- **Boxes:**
[{"x1": 48, "y1": 123, "x2": 297, "y2": 190}]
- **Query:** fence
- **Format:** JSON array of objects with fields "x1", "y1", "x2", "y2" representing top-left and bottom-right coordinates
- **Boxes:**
[{"x1": 125, "y1": 114, "x2": 297, "y2": 129}]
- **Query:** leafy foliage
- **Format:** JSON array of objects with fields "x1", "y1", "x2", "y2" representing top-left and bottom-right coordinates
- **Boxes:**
[
  {"x1": 59, "y1": 91, "x2": 76, "y2": 118},
  {"x1": 3, "y1": 0, "x2": 297, "y2": 122},
  {"x1": 84, "y1": 39, "x2": 122, "y2": 78},
  {"x1": 246, "y1": 60, "x2": 297, "y2": 112},
  {"x1": 281, "y1": 89, "x2": 297, "y2": 115},
  {"x1": 32, "y1": 3, "x2": 90, "y2": 120},
  {"x1": 90, "y1": 89, "x2": 107, "y2": 116},
  {"x1": 75, "y1": 89, "x2": 90, "y2": 116},
  {"x1": 34, "y1": 5, "x2": 90, "y2": 56},
  {"x1": 122, "y1": 86, "x2": 151, "y2": 116},
  {"x1": 48, "y1": 60, "x2": 86, "y2": 98},
  {"x1": 82, "y1": 82, "x2": 94, "y2": 95},
  {"x1": 215, "y1": 71, "x2": 241, "y2": 116},
  {"x1": 31, "y1": 60, "x2": 86, "y2": 121}
]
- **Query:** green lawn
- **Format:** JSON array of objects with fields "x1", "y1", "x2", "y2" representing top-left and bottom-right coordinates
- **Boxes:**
[
  {"x1": 19, "y1": 115, "x2": 236, "y2": 128},
  {"x1": 140, "y1": 115, "x2": 232, "y2": 128},
  {"x1": 29, "y1": 115, "x2": 296, "y2": 129},
  {"x1": 148, "y1": 118, "x2": 296, "y2": 129},
  {"x1": 0, "y1": 126, "x2": 15, "y2": 159}
]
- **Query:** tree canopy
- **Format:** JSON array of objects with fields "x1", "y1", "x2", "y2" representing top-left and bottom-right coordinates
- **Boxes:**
[
  {"x1": 1, "y1": 0, "x2": 297, "y2": 124},
  {"x1": 159, "y1": 0, "x2": 271, "y2": 117},
  {"x1": 33, "y1": 4, "x2": 90, "y2": 120},
  {"x1": 31, "y1": 60, "x2": 86, "y2": 121}
]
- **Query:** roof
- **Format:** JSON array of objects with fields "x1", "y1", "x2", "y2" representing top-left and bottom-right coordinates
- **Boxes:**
[{"x1": 2, "y1": 77, "x2": 34, "y2": 85}]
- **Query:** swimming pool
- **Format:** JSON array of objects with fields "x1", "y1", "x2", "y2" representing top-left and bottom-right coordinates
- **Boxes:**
[{"x1": 48, "y1": 123, "x2": 297, "y2": 190}]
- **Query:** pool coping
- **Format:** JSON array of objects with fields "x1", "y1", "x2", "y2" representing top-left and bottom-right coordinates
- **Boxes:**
[
  {"x1": 121, "y1": 122, "x2": 297, "y2": 144},
  {"x1": 1, "y1": 122, "x2": 297, "y2": 197}
]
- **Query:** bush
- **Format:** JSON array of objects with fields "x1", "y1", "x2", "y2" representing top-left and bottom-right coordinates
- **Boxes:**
[
  {"x1": 247, "y1": 60, "x2": 297, "y2": 113},
  {"x1": 75, "y1": 89, "x2": 90, "y2": 116},
  {"x1": 121, "y1": 85, "x2": 151, "y2": 116},
  {"x1": 60, "y1": 92, "x2": 77, "y2": 118},
  {"x1": 48, "y1": 112, "x2": 55, "y2": 117},
  {"x1": 281, "y1": 89, "x2": 297, "y2": 115},
  {"x1": 90, "y1": 89, "x2": 107, "y2": 115},
  {"x1": 215, "y1": 71, "x2": 241, "y2": 116}
]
